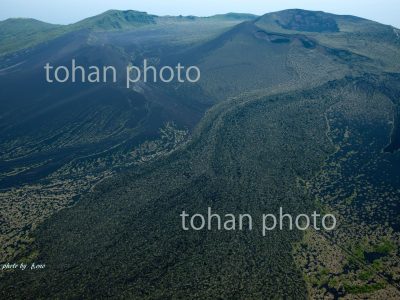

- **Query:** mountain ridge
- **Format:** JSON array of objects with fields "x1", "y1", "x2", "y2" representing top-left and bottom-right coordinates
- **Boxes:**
[{"x1": 2, "y1": 9, "x2": 399, "y2": 57}]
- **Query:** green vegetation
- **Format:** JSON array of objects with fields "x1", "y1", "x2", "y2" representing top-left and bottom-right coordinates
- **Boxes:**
[
  {"x1": 373, "y1": 240, "x2": 395, "y2": 255},
  {"x1": 358, "y1": 270, "x2": 374, "y2": 281},
  {"x1": 344, "y1": 282, "x2": 385, "y2": 294},
  {"x1": 351, "y1": 244, "x2": 366, "y2": 263}
]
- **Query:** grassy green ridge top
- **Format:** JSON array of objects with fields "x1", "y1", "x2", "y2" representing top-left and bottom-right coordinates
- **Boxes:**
[
  {"x1": 0, "y1": 18, "x2": 64, "y2": 55},
  {"x1": 70, "y1": 9, "x2": 156, "y2": 30}
]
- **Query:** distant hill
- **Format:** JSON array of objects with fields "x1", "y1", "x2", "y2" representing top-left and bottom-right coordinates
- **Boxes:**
[
  {"x1": 208, "y1": 12, "x2": 258, "y2": 21},
  {"x1": 0, "y1": 18, "x2": 63, "y2": 55},
  {"x1": 70, "y1": 10, "x2": 156, "y2": 31}
]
